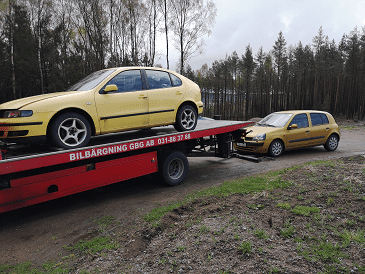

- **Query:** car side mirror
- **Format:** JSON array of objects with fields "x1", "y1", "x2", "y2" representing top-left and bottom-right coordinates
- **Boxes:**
[
  {"x1": 288, "y1": 124, "x2": 298, "y2": 130},
  {"x1": 104, "y1": 84, "x2": 118, "y2": 93}
]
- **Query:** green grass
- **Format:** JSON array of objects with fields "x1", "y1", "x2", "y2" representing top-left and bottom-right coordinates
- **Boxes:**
[
  {"x1": 65, "y1": 236, "x2": 119, "y2": 255},
  {"x1": 0, "y1": 260, "x2": 71, "y2": 274},
  {"x1": 276, "y1": 203, "x2": 291, "y2": 209},
  {"x1": 238, "y1": 241, "x2": 252, "y2": 254},
  {"x1": 339, "y1": 229, "x2": 365, "y2": 246},
  {"x1": 291, "y1": 205, "x2": 320, "y2": 216},
  {"x1": 280, "y1": 225, "x2": 296, "y2": 238},
  {"x1": 253, "y1": 228, "x2": 270, "y2": 240},
  {"x1": 144, "y1": 173, "x2": 292, "y2": 224},
  {"x1": 94, "y1": 215, "x2": 115, "y2": 231}
]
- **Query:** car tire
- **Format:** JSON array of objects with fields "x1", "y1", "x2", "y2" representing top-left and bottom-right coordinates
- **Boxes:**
[
  {"x1": 268, "y1": 139, "x2": 284, "y2": 157},
  {"x1": 49, "y1": 112, "x2": 91, "y2": 149},
  {"x1": 158, "y1": 151, "x2": 189, "y2": 186},
  {"x1": 324, "y1": 134, "x2": 339, "y2": 151},
  {"x1": 174, "y1": 105, "x2": 197, "y2": 132}
]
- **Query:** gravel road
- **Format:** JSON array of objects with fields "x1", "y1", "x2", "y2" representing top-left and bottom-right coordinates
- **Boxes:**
[{"x1": 1, "y1": 128, "x2": 365, "y2": 266}]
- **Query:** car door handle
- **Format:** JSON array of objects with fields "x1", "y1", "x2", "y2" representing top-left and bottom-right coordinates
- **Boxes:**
[
  {"x1": 305, "y1": 130, "x2": 310, "y2": 133},
  {"x1": 176, "y1": 91, "x2": 183, "y2": 95},
  {"x1": 138, "y1": 95, "x2": 147, "y2": 99},
  {"x1": 326, "y1": 127, "x2": 329, "y2": 130}
]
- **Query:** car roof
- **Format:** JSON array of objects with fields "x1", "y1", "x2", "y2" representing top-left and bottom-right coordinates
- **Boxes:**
[{"x1": 274, "y1": 110, "x2": 329, "y2": 115}]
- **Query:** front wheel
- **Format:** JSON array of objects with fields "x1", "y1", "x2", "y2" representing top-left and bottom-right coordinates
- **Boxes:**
[
  {"x1": 268, "y1": 140, "x2": 284, "y2": 157},
  {"x1": 158, "y1": 151, "x2": 189, "y2": 186},
  {"x1": 324, "y1": 134, "x2": 339, "y2": 151},
  {"x1": 49, "y1": 112, "x2": 91, "y2": 149},
  {"x1": 174, "y1": 105, "x2": 197, "y2": 132}
]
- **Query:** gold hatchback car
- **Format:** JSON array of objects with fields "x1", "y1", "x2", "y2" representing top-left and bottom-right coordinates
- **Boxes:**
[
  {"x1": 234, "y1": 110, "x2": 340, "y2": 157},
  {"x1": 0, "y1": 67, "x2": 203, "y2": 149}
]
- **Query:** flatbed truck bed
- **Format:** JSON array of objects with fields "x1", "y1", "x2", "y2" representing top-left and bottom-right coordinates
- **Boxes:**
[{"x1": 0, "y1": 119, "x2": 252, "y2": 213}]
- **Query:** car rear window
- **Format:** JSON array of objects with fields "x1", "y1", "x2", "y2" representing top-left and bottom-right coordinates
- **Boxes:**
[
  {"x1": 146, "y1": 70, "x2": 173, "y2": 89},
  {"x1": 310, "y1": 113, "x2": 329, "y2": 126},
  {"x1": 170, "y1": 73, "x2": 182, "y2": 87}
]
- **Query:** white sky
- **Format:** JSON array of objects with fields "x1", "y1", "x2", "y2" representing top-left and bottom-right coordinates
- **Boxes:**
[{"x1": 158, "y1": 0, "x2": 365, "y2": 71}]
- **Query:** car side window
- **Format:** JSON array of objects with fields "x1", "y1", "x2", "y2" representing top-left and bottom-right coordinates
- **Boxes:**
[
  {"x1": 104, "y1": 70, "x2": 143, "y2": 93},
  {"x1": 310, "y1": 113, "x2": 322, "y2": 126},
  {"x1": 289, "y1": 113, "x2": 309, "y2": 128},
  {"x1": 170, "y1": 73, "x2": 182, "y2": 87},
  {"x1": 146, "y1": 70, "x2": 173, "y2": 89},
  {"x1": 320, "y1": 113, "x2": 329, "y2": 124},
  {"x1": 310, "y1": 113, "x2": 329, "y2": 126}
]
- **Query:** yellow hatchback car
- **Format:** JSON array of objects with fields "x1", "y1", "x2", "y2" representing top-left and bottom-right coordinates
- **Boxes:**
[
  {"x1": 0, "y1": 67, "x2": 203, "y2": 149},
  {"x1": 234, "y1": 110, "x2": 340, "y2": 157}
]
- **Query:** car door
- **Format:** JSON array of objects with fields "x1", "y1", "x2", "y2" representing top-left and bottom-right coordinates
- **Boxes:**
[
  {"x1": 285, "y1": 113, "x2": 312, "y2": 149},
  {"x1": 94, "y1": 69, "x2": 149, "y2": 134},
  {"x1": 145, "y1": 69, "x2": 184, "y2": 126},
  {"x1": 309, "y1": 113, "x2": 330, "y2": 145}
]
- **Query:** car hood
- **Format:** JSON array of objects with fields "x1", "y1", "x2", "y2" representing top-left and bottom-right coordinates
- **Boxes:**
[
  {"x1": 245, "y1": 125, "x2": 283, "y2": 137},
  {"x1": 0, "y1": 91, "x2": 84, "y2": 109}
]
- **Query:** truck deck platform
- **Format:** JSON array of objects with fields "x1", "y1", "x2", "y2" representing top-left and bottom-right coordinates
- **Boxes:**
[{"x1": 0, "y1": 119, "x2": 253, "y2": 213}]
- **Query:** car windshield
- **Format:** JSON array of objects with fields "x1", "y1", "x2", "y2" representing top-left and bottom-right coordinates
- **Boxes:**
[
  {"x1": 256, "y1": 113, "x2": 293, "y2": 128},
  {"x1": 66, "y1": 69, "x2": 117, "y2": 91}
]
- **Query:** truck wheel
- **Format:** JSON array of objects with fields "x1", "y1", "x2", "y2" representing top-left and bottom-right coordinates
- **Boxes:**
[
  {"x1": 49, "y1": 112, "x2": 91, "y2": 149},
  {"x1": 324, "y1": 134, "x2": 339, "y2": 151},
  {"x1": 174, "y1": 105, "x2": 197, "y2": 131},
  {"x1": 158, "y1": 151, "x2": 189, "y2": 186},
  {"x1": 268, "y1": 139, "x2": 284, "y2": 157}
]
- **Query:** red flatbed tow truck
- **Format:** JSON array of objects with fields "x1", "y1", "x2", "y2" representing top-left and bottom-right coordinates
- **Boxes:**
[{"x1": 0, "y1": 119, "x2": 252, "y2": 213}]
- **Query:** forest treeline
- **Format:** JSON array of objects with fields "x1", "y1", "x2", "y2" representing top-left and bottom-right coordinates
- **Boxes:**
[
  {"x1": 0, "y1": 0, "x2": 364, "y2": 121},
  {"x1": 0, "y1": 0, "x2": 215, "y2": 103},
  {"x1": 192, "y1": 28, "x2": 365, "y2": 120}
]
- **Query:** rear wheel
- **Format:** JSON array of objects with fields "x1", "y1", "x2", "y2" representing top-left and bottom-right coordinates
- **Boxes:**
[
  {"x1": 158, "y1": 151, "x2": 189, "y2": 186},
  {"x1": 174, "y1": 105, "x2": 197, "y2": 131},
  {"x1": 49, "y1": 112, "x2": 91, "y2": 149},
  {"x1": 268, "y1": 140, "x2": 284, "y2": 157},
  {"x1": 324, "y1": 134, "x2": 339, "y2": 151}
]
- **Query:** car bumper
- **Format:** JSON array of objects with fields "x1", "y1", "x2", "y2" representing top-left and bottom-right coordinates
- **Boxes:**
[
  {"x1": 0, "y1": 112, "x2": 51, "y2": 139},
  {"x1": 234, "y1": 141, "x2": 268, "y2": 154}
]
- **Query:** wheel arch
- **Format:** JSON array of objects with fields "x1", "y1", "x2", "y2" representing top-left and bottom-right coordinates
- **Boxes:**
[
  {"x1": 176, "y1": 101, "x2": 198, "y2": 119},
  {"x1": 269, "y1": 138, "x2": 286, "y2": 150},
  {"x1": 46, "y1": 108, "x2": 96, "y2": 138},
  {"x1": 329, "y1": 132, "x2": 340, "y2": 141}
]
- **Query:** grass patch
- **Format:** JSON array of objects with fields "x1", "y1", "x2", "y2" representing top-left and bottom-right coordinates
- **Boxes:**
[
  {"x1": 65, "y1": 236, "x2": 119, "y2": 255},
  {"x1": 291, "y1": 205, "x2": 320, "y2": 216},
  {"x1": 0, "y1": 260, "x2": 71, "y2": 274},
  {"x1": 144, "y1": 174, "x2": 292, "y2": 223},
  {"x1": 339, "y1": 229, "x2": 365, "y2": 246},
  {"x1": 238, "y1": 241, "x2": 252, "y2": 254},
  {"x1": 253, "y1": 228, "x2": 270, "y2": 240},
  {"x1": 281, "y1": 225, "x2": 296, "y2": 238},
  {"x1": 276, "y1": 203, "x2": 291, "y2": 209},
  {"x1": 94, "y1": 215, "x2": 115, "y2": 231}
]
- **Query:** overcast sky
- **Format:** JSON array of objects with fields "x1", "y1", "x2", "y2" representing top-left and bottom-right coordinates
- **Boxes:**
[{"x1": 160, "y1": 0, "x2": 365, "y2": 71}]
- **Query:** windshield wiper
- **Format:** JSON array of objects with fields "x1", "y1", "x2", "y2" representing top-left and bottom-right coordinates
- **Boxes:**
[{"x1": 257, "y1": 123, "x2": 275, "y2": 127}]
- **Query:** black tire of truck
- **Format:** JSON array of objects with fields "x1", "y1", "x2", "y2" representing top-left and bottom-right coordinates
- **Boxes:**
[{"x1": 158, "y1": 151, "x2": 189, "y2": 186}]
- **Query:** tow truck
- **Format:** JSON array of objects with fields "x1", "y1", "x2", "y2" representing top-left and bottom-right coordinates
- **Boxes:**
[{"x1": 0, "y1": 119, "x2": 253, "y2": 213}]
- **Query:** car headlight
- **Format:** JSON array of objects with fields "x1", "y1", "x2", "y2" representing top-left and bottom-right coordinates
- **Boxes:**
[
  {"x1": 3, "y1": 110, "x2": 33, "y2": 118},
  {"x1": 252, "y1": 133, "x2": 266, "y2": 141}
]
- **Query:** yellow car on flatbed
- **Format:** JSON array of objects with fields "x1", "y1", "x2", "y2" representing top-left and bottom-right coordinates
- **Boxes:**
[
  {"x1": 234, "y1": 110, "x2": 340, "y2": 157},
  {"x1": 0, "y1": 67, "x2": 203, "y2": 149}
]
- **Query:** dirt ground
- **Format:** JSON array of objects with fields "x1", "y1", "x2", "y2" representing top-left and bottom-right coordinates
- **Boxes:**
[{"x1": 0, "y1": 120, "x2": 365, "y2": 273}]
